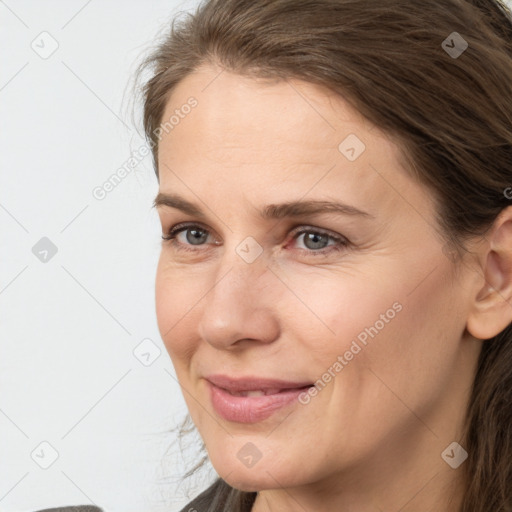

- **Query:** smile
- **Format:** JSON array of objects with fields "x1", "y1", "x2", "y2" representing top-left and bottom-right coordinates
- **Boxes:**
[{"x1": 206, "y1": 376, "x2": 313, "y2": 423}]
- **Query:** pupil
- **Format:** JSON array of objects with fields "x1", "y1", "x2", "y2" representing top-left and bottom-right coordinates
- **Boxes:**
[
  {"x1": 306, "y1": 232, "x2": 327, "y2": 250},
  {"x1": 188, "y1": 228, "x2": 207, "y2": 245}
]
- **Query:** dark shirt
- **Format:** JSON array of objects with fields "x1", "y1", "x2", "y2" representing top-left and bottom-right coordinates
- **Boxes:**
[
  {"x1": 32, "y1": 479, "x2": 257, "y2": 512},
  {"x1": 179, "y1": 478, "x2": 257, "y2": 512},
  {"x1": 34, "y1": 508, "x2": 103, "y2": 512}
]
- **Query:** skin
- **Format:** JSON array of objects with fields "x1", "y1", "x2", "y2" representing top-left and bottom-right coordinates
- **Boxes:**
[{"x1": 154, "y1": 63, "x2": 512, "y2": 511}]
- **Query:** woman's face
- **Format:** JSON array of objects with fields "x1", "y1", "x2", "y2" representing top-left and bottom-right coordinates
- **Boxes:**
[{"x1": 154, "y1": 64, "x2": 482, "y2": 499}]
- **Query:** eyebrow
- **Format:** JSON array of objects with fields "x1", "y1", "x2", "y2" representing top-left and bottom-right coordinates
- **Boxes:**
[{"x1": 153, "y1": 192, "x2": 374, "y2": 220}]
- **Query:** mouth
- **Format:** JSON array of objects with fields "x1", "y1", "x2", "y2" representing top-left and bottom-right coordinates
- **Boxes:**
[
  {"x1": 222, "y1": 386, "x2": 312, "y2": 397},
  {"x1": 205, "y1": 374, "x2": 314, "y2": 423},
  {"x1": 205, "y1": 374, "x2": 313, "y2": 394}
]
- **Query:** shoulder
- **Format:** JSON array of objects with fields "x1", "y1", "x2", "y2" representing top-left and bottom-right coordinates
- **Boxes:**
[{"x1": 33, "y1": 507, "x2": 104, "y2": 512}]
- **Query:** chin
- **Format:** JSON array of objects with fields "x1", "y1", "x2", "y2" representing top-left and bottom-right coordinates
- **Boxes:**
[
  {"x1": 213, "y1": 458, "x2": 303, "y2": 493},
  {"x1": 219, "y1": 471, "x2": 278, "y2": 493}
]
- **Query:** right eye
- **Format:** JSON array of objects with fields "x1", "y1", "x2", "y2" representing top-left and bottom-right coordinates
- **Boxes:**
[{"x1": 162, "y1": 222, "x2": 218, "y2": 252}]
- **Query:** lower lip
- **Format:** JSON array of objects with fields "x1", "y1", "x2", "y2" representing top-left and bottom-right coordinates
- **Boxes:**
[{"x1": 208, "y1": 381, "x2": 311, "y2": 423}]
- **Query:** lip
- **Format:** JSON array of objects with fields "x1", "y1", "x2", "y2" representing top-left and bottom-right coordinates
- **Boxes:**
[
  {"x1": 205, "y1": 374, "x2": 313, "y2": 392},
  {"x1": 205, "y1": 374, "x2": 313, "y2": 423}
]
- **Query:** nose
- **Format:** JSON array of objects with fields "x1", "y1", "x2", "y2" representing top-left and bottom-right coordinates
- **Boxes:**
[{"x1": 197, "y1": 247, "x2": 280, "y2": 350}]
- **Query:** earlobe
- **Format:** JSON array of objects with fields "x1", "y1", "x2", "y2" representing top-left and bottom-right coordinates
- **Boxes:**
[{"x1": 466, "y1": 208, "x2": 512, "y2": 341}]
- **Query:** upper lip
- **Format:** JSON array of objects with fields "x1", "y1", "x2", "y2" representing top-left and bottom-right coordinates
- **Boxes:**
[{"x1": 206, "y1": 374, "x2": 313, "y2": 392}]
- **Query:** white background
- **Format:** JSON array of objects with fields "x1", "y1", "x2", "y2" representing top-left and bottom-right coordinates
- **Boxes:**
[
  {"x1": 0, "y1": 1, "x2": 216, "y2": 511},
  {"x1": 2, "y1": 1, "x2": 512, "y2": 512}
]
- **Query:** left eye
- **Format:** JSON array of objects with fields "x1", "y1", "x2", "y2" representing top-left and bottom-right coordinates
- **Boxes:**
[
  {"x1": 291, "y1": 229, "x2": 347, "y2": 254},
  {"x1": 161, "y1": 223, "x2": 349, "y2": 256}
]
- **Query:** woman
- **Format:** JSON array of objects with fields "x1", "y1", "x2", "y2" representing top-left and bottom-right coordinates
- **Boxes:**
[{"x1": 136, "y1": 0, "x2": 512, "y2": 510}]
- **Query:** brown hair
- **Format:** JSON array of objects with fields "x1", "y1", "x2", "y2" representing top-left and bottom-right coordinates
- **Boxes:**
[{"x1": 135, "y1": 0, "x2": 512, "y2": 510}]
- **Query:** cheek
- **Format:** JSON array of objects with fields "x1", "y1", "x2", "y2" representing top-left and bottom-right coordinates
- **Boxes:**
[
  {"x1": 308, "y1": 258, "x2": 460, "y2": 384},
  {"x1": 288, "y1": 271, "x2": 404, "y2": 355},
  {"x1": 155, "y1": 258, "x2": 203, "y2": 361},
  {"x1": 329, "y1": 263, "x2": 463, "y2": 414}
]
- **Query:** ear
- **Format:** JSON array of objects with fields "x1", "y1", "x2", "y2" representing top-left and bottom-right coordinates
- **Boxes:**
[{"x1": 466, "y1": 206, "x2": 512, "y2": 340}]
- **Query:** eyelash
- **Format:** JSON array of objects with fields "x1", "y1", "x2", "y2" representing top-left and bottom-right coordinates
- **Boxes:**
[{"x1": 161, "y1": 222, "x2": 349, "y2": 257}]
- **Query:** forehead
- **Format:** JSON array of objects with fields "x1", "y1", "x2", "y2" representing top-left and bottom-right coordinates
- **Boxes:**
[
  {"x1": 156, "y1": 64, "x2": 434, "y2": 226},
  {"x1": 159, "y1": 64, "x2": 374, "y2": 157}
]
